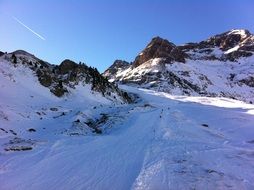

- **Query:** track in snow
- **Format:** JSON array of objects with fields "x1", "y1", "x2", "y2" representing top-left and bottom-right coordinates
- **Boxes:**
[{"x1": 1, "y1": 86, "x2": 254, "y2": 190}]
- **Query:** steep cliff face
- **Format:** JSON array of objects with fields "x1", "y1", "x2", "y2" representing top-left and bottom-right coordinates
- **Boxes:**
[
  {"x1": 133, "y1": 37, "x2": 187, "y2": 68},
  {"x1": 103, "y1": 29, "x2": 254, "y2": 103}
]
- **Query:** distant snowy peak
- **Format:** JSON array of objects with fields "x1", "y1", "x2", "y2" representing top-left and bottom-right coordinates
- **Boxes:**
[
  {"x1": 180, "y1": 29, "x2": 254, "y2": 61},
  {"x1": 201, "y1": 29, "x2": 252, "y2": 50},
  {"x1": 227, "y1": 29, "x2": 250, "y2": 38},
  {"x1": 103, "y1": 29, "x2": 254, "y2": 103}
]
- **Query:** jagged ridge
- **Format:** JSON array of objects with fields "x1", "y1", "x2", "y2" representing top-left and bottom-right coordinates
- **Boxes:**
[
  {"x1": 0, "y1": 50, "x2": 132, "y2": 103},
  {"x1": 103, "y1": 29, "x2": 254, "y2": 103}
]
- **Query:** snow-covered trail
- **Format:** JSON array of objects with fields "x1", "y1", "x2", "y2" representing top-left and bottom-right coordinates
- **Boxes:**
[
  {"x1": 123, "y1": 86, "x2": 254, "y2": 190},
  {"x1": 0, "y1": 95, "x2": 160, "y2": 190},
  {"x1": 0, "y1": 110, "x2": 157, "y2": 190},
  {"x1": 1, "y1": 86, "x2": 254, "y2": 190}
]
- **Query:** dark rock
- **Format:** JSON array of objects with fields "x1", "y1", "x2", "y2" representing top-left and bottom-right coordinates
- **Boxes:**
[
  {"x1": 201, "y1": 124, "x2": 209, "y2": 127},
  {"x1": 166, "y1": 71, "x2": 201, "y2": 93},
  {"x1": 37, "y1": 70, "x2": 52, "y2": 87},
  {"x1": 5, "y1": 146, "x2": 33, "y2": 151},
  {"x1": 0, "y1": 128, "x2": 8, "y2": 133},
  {"x1": 53, "y1": 112, "x2": 67, "y2": 119},
  {"x1": 225, "y1": 51, "x2": 253, "y2": 61},
  {"x1": 28, "y1": 128, "x2": 36, "y2": 132},
  {"x1": 247, "y1": 140, "x2": 254, "y2": 143},
  {"x1": 5, "y1": 137, "x2": 35, "y2": 151},
  {"x1": 50, "y1": 107, "x2": 58, "y2": 111},
  {"x1": 9, "y1": 130, "x2": 17, "y2": 135},
  {"x1": 11, "y1": 53, "x2": 17, "y2": 64},
  {"x1": 228, "y1": 74, "x2": 236, "y2": 81},
  {"x1": 50, "y1": 82, "x2": 68, "y2": 97},
  {"x1": 93, "y1": 128, "x2": 102, "y2": 134},
  {"x1": 240, "y1": 76, "x2": 254, "y2": 87}
]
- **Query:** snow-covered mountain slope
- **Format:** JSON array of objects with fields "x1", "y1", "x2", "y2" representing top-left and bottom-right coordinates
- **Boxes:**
[
  {"x1": 0, "y1": 50, "x2": 133, "y2": 151},
  {"x1": 0, "y1": 54, "x2": 131, "y2": 137},
  {"x1": 104, "y1": 29, "x2": 254, "y2": 103},
  {"x1": 0, "y1": 50, "x2": 131, "y2": 102},
  {"x1": 1, "y1": 83, "x2": 254, "y2": 190}
]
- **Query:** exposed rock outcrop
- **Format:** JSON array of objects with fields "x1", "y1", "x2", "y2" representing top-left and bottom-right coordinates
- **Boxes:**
[{"x1": 133, "y1": 37, "x2": 187, "y2": 67}]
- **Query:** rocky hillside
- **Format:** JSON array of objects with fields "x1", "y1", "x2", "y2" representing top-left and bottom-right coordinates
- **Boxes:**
[
  {"x1": 0, "y1": 50, "x2": 132, "y2": 103},
  {"x1": 103, "y1": 29, "x2": 254, "y2": 103},
  {"x1": 103, "y1": 59, "x2": 130, "y2": 81}
]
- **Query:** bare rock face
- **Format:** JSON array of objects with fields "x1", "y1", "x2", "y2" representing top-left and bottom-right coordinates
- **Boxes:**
[{"x1": 133, "y1": 37, "x2": 187, "y2": 67}]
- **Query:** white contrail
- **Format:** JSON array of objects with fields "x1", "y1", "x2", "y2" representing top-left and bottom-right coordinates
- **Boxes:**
[{"x1": 12, "y1": 16, "x2": 46, "y2": 41}]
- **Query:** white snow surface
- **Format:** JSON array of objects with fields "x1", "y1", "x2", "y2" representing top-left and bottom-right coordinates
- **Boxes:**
[
  {"x1": 224, "y1": 45, "x2": 240, "y2": 54},
  {"x1": 228, "y1": 29, "x2": 248, "y2": 38},
  {"x1": 1, "y1": 59, "x2": 254, "y2": 190}
]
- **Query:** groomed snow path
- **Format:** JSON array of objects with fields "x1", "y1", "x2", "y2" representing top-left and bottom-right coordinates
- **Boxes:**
[{"x1": 1, "y1": 86, "x2": 254, "y2": 190}]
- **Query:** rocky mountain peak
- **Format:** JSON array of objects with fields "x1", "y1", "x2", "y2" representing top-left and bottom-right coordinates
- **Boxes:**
[
  {"x1": 149, "y1": 36, "x2": 175, "y2": 46},
  {"x1": 177, "y1": 29, "x2": 254, "y2": 61},
  {"x1": 133, "y1": 36, "x2": 187, "y2": 67},
  {"x1": 200, "y1": 29, "x2": 253, "y2": 51},
  {"x1": 103, "y1": 60, "x2": 130, "y2": 81},
  {"x1": 111, "y1": 60, "x2": 129, "y2": 68}
]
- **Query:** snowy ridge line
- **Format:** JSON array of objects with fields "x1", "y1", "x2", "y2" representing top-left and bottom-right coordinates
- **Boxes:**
[{"x1": 104, "y1": 29, "x2": 254, "y2": 103}]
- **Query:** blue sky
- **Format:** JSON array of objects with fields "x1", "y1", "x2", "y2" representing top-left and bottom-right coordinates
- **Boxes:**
[{"x1": 0, "y1": 0, "x2": 254, "y2": 72}]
